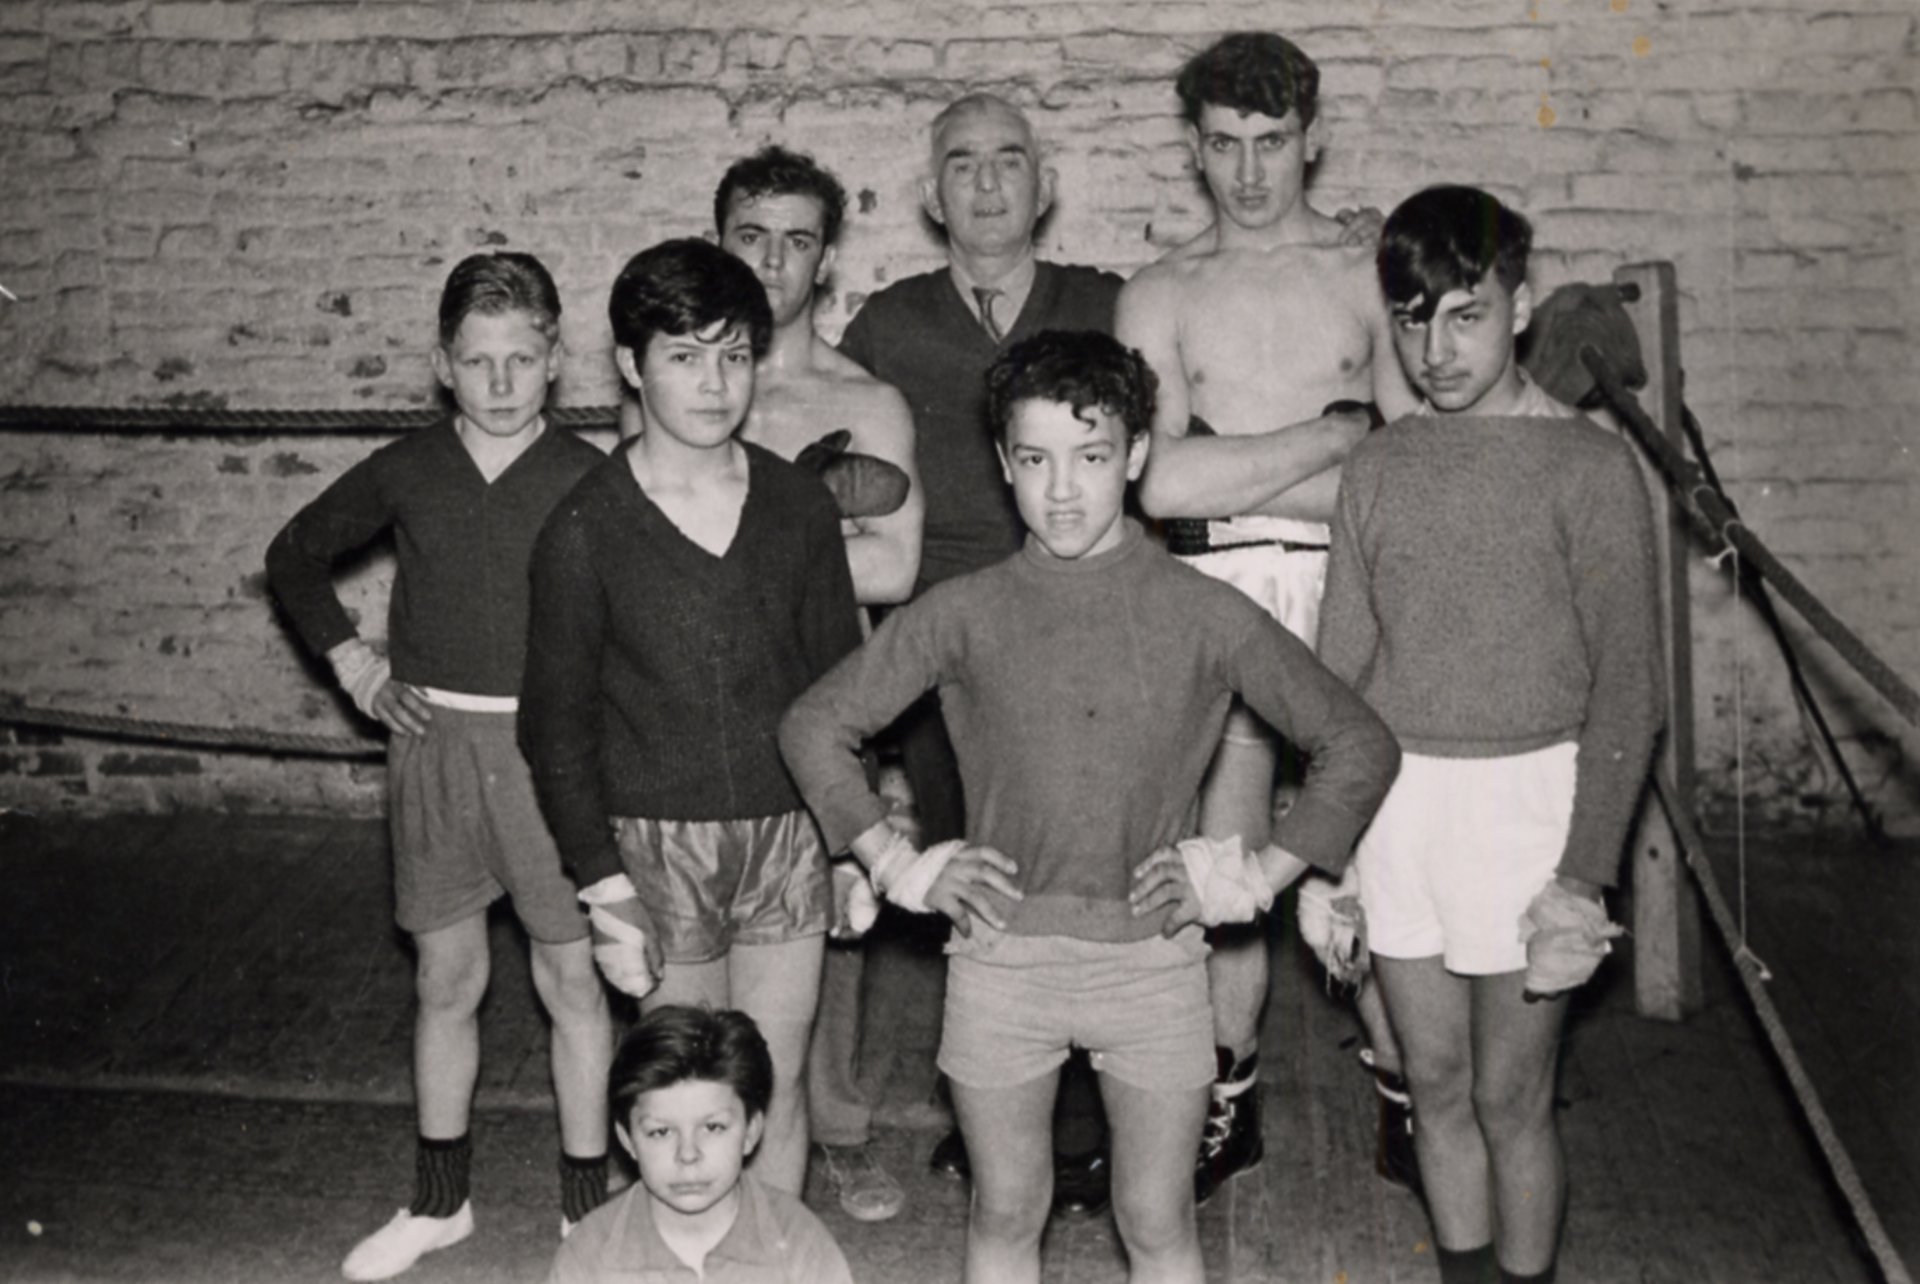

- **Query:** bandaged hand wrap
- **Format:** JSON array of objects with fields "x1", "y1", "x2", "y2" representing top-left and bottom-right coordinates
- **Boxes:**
[
  {"x1": 867, "y1": 828, "x2": 967, "y2": 915},
  {"x1": 1297, "y1": 865, "x2": 1368, "y2": 984},
  {"x1": 831, "y1": 858, "x2": 880, "y2": 937},
  {"x1": 577, "y1": 873, "x2": 657, "y2": 999},
  {"x1": 1177, "y1": 835, "x2": 1276, "y2": 926},
  {"x1": 1518, "y1": 879, "x2": 1625, "y2": 997},
  {"x1": 326, "y1": 637, "x2": 392, "y2": 721}
]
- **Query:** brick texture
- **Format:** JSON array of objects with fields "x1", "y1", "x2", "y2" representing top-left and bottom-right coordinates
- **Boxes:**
[{"x1": 0, "y1": 0, "x2": 1915, "y2": 834}]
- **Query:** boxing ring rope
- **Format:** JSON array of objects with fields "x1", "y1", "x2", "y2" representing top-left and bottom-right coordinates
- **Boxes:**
[
  {"x1": 1583, "y1": 349, "x2": 1920, "y2": 728},
  {"x1": 1, "y1": 330, "x2": 1917, "y2": 1281},
  {"x1": 1585, "y1": 347, "x2": 1916, "y2": 1284},
  {"x1": 0, "y1": 403, "x2": 622, "y2": 435}
]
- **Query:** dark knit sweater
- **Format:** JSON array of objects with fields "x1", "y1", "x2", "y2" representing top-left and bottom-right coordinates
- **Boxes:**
[
  {"x1": 838, "y1": 262, "x2": 1123, "y2": 588},
  {"x1": 780, "y1": 521, "x2": 1401, "y2": 942},
  {"x1": 264, "y1": 420, "x2": 605, "y2": 695},
  {"x1": 1317, "y1": 413, "x2": 1665, "y2": 888},
  {"x1": 520, "y1": 441, "x2": 862, "y2": 887}
]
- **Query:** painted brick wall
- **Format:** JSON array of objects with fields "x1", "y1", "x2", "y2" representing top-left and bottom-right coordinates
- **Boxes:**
[{"x1": 1, "y1": 0, "x2": 1915, "y2": 833}]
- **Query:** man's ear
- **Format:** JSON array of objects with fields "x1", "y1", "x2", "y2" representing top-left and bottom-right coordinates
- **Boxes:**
[
  {"x1": 816, "y1": 243, "x2": 839, "y2": 288},
  {"x1": 743, "y1": 1111, "x2": 767, "y2": 1158},
  {"x1": 1036, "y1": 165, "x2": 1057, "y2": 220},
  {"x1": 615, "y1": 344, "x2": 644, "y2": 392},
  {"x1": 544, "y1": 339, "x2": 563, "y2": 385},
  {"x1": 996, "y1": 440, "x2": 1013, "y2": 485},
  {"x1": 1126, "y1": 430, "x2": 1150, "y2": 481},
  {"x1": 1510, "y1": 281, "x2": 1534, "y2": 337},
  {"x1": 1305, "y1": 114, "x2": 1330, "y2": 166},
  {"x1": 919, "y1": 174, "x2": 946, "y2": 228},
  {"x1": 430, "y1": 345, "x2": 453, "y2": 391},
  {"x1": 613, "y1": 1121, "x2": 636, "y2": 1163}
]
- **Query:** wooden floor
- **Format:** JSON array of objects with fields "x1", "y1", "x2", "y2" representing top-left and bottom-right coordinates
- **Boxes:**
[{"x1": 0, "y1": 811, "x2": 1912, "y2": 1283}]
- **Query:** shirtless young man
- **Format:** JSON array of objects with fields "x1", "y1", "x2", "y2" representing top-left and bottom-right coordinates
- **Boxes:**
[
  {"x1": 718, "y1": 145, "x2": 925, "y2": 1223},
  {"x1": 1116, "y1": 31, "x2": 1420, "y2": 1203}
]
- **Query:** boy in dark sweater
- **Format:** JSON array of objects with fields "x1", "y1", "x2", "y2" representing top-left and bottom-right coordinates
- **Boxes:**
[
  {"x1": 266, "y1": 253, "x2": 613, "y2": 1280},
  {"x1": 780, "y1": 331, "x2": 1398, "y2": 1284},
  {"x1": 1316, "y1": 186, "x2": 1663, "y2": 1284},
  {"x1": 519, "y1": 239, "x2": 861, "y2": 1197}
]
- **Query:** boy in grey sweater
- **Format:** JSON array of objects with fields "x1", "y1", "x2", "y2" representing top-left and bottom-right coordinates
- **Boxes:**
[
  {"x1": 781, "y1": 330, "x2": 1398, "y2": 1284},
  {"x1": 1317, "y1": 185, "x2": 1663, "y2": 1284}
]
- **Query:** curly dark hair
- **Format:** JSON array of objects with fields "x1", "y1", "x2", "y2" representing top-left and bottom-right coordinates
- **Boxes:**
[
  {"x1": 986, "y1": 330, "x2": 1158, "y2": 446},
  {"x1": 1176, "y1": 32, "x2": 1321, "y2": 130},
  {"x1": 714, "y1": 145, "x2": 848, "y2": 247}
]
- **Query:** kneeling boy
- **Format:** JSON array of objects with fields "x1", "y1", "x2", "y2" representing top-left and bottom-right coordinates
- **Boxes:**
[
  {"x1": 1317, "y1": 184, "x2": 1663, "y2": 1283},
  {"x1": 780, "y1": 330, "x2": 1399, "y2": 1284},
  {"x1": 549, "y1": 1006, "x2": 854, "y2": 1284}
]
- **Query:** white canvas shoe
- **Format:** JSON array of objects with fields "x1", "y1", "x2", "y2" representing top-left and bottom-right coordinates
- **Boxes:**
[{"x1": 340, "y1": 1201, "x2": 474, "y2": 1281}]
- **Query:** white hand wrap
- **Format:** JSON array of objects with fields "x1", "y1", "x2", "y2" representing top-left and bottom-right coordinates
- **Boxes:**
[
  {"x1": 832, "y1": 859, "x2": 880, "y2": 937},
  {"x1": 1518, "y1": 880, "x2": 1625, "y2": 997},
  {"x1": 1297, "y1": 864, "x2": 1369, "y2": 984},
  {"x1": 1177, "y1": 835, "x2": 1276, "y2": 926},
  {"x1": 869, "y1": 829, "x2": 966, "y2": 915},
  {"x1": 578, "y1": 873, "x2": 657, "y2": 998},
  {"x1": 326, "y1": 638, "x2": 391, "y2": 721}
]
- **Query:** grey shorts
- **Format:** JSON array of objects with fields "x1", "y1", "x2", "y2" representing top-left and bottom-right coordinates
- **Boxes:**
[
  {"x1": 613, "y1": 810, "x2": 832, "y2": 964},
  {"x1": 388, "y1": 706, "x2": 587, "y2": 944},
  {"x1": 938, "y1": 927, "x2": 1216, "y2": 1093}
]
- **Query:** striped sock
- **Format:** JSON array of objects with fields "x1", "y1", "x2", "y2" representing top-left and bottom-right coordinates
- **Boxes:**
[
  {"x1": 559, "y1": 1151, "x2": 609, "y2": 1225},
  {"x1": 409, "y1": 1134, "x2": 471, "y2": 1219}
]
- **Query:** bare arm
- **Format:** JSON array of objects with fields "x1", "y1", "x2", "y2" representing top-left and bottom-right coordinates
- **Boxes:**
[
  {"x1": 1367, "y1": 275, "x2": 1421, "y2": 423},
  {"x1": 840, "y1": 382, "x2": 923, "y2": 606},
  {"x1": 1119, "y1": 268, "x2": 1366, "y2": 522}
]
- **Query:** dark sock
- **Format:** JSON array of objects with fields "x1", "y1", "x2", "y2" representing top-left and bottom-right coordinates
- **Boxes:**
[
  {"x1": 559, "y1": 1151, "x2": 609, "y2": 1225},
  {"x1": 1216, "y1": 1046, "x2": 1258, "y2": 1088},
  {"x1": 1437, "y1": 1243, "x2": 1498, "y2": 1284},
  {"x1": 410, "y1": 1134, "x2": 471, "y2": 1219},
  {"x1": 1500, "y1": 1265, "x2": 1556, "y2": 1284}
]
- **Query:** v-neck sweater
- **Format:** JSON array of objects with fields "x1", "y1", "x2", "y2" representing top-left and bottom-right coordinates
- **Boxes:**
[
  {"x1": 780, "y1": 521, "x2": 1401, "y2": 941},
  {"x1": 519, "y1": 440, "x2": 862, "y2": 887},
  {"x1": 838, "y1": 261, "x2": 1122, "y2": 588},
  {"x1": 265, "y1": 419, "x2": 606, "y2": 696}
]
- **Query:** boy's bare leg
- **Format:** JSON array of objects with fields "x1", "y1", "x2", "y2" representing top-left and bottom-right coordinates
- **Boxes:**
[
  {"x1": 1356, "y1": 978, "x2": 1401, "y2": 1073},
  {"x1": 413, "y1": 915, "x2": 492, "y2": 1139},
  {"x1": 1199, "y1": 727, "x2": 1277, "y2": 1063},
  {"x1": 807, "y1": 940, "x2": 870, "y2": 1145},
  {"x1": 528, "y1": 937, "x2": 612, "y2": 1158},
  {"x1": 730, "y1": 937, "x2": 827, "y2": 1194},
  {"x1": 951, "y1": 1070, "x2": 1059, "y2": 1284},
  {"x1": 1373, "y1": 957, "x2": 1487, "y2": 1248},
  {"x1": 1469, "y1": 970, "x2": 1570, "y2": 1275},
  {"x1": 1099, "y1": 1075, "x2": 1208, "y2": 1284}
]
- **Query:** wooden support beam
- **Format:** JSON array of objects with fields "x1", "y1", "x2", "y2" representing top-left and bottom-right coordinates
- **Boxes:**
[{"x1": 1615, "y1": 261, "x2": 1704, "y2": 1022}]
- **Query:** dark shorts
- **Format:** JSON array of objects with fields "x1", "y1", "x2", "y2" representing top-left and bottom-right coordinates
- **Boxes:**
[
  {"x1": 388, "y1": 706, "x2": 587, "y2": 944},
  {"x1": 613, "y1": 811, "x2": 832, "y2": 964}
]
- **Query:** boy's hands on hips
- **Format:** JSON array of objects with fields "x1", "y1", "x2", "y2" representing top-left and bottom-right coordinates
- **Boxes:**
[
  {"x1": 854, "y1": 824, "x2": 1023, "y2": 938},
  {"x1": 369, "y1": 679, "x2": 434, "y2": 736},
  {"x1": 1129, "y1": 845, "x2": 1204, "y2": 934},
  {"x1": 923, "y1": 844, "x2": 1022, "y2": 937}
]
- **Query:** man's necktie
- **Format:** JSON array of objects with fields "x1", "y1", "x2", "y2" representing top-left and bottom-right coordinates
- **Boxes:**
[{"x1": 973, "y1": 287, "x2": 1004, "y2": 343}]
